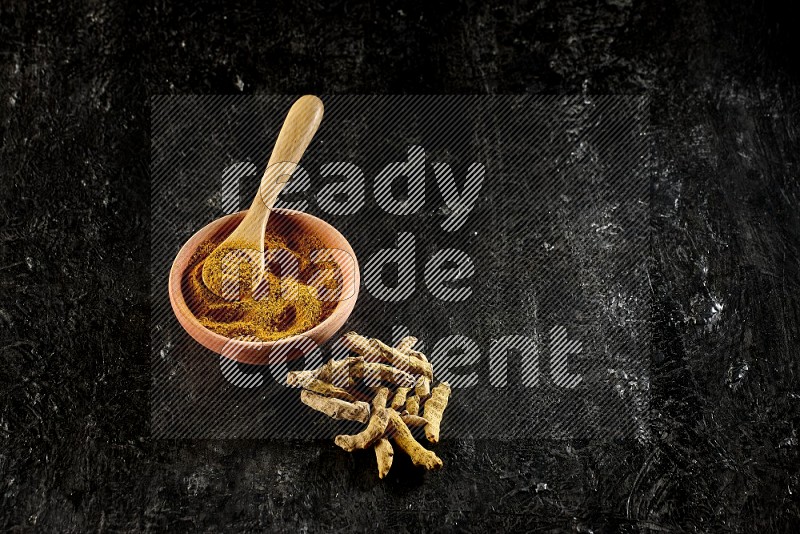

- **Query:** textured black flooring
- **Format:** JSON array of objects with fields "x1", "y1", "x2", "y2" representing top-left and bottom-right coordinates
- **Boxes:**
[{"x1": 1, "y1": 1, "x2": 798, "y2": 531}]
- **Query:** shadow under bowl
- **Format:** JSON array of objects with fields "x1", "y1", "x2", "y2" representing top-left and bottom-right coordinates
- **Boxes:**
[{"x1": 168, "y1": 209, "x2": 360, "y2": 365}]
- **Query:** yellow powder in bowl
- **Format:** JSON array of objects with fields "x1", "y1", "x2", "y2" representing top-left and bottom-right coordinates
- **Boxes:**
[{"x1": 182, "y1": 231, "x2": 339, "y2": 342}]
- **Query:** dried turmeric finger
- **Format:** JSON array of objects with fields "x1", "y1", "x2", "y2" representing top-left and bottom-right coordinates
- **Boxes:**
[
  {"x1": 387, "y1": 410, "x2": 443, "y2": 470},
  {"x1": 286, "y1": 369, "x2": 318, "y2": 386},
  {"x1": 373, "y1": 385, "x2": 394, "y2": 477},
  {"x1": 344, "y1": 332, "x2": 433, "y2": 376},
  {"x1": 390, "y1": 387, "x2": 411, "y2": 410},
  {"x1": 342, "y1": 331, "x2": 380, "y2": 360},
  {"x1": 405, "y1": 349, "x2": 429, "y2": 363},
  {"x1": 415, "y1": 376, "x2": 431, "y2": 400},
  {"x1": 423, "y1": 382, "x2": 451, "y2": 443},
  {"x1": 374, "y1": 438, "x2": 394, "y2": 479},
  {"x1": 371, "y1": 339, "x2": 433, "y2": 379},
  {"x1": 395, "y1": 336, "x2": 418, "y2": 352},
  {"x1": 287, "y1": 376, "x2": 357, "y2": 403},
  {"x1": 316, "y1": 356, "x2": 363, "y2": 387},
  {"x1": 372, "y1": 386, "x2": 390, "y2": 409},
  {"x1": 351, "y1": 359, "x2": 416, "y2": 387},
  {"x1": 300, "y1": 390, "x2": 370, "y2": 424},
  {"x1": 394, "y1": 337, "x2": 429, "y2": 363},
  {"x1": 334, "y1": 406, "x2": 389, "y2": 452},
  {"x1": 287, "y1": 363, "x2": 358, "y2": 389},
  {"x1": 399, "y1": 411, "x2": 428, "y2": 428},
  {"x1": 405, "y1": 395, "x2": 420, "y2": 416},
  {"x1": 333, "y1": 388, "x2": 390, "y2": 452}
]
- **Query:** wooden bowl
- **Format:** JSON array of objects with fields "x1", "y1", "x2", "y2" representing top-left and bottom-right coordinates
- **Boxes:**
[{"x1": 168, "y1": 209, "x2": 360, "y2": 365}]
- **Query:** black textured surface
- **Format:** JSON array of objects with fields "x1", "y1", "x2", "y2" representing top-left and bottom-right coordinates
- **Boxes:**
[{"x1": 1, "y1": 1, "x2": 798, "y2": 531}]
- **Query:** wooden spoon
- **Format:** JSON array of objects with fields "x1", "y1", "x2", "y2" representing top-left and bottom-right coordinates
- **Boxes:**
[{"x1": 201, "y1": 95, "x2": 324, "y2": 297}]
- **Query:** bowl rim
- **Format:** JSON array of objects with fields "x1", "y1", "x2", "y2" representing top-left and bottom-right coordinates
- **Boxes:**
[{"x1": 168, "y1": 208, "x2": 360, "y2": 353}]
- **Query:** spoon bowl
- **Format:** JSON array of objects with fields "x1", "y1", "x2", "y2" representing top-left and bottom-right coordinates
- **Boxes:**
[{"x1": 169, "y1": 208, "x2": 360, "y2": 365}]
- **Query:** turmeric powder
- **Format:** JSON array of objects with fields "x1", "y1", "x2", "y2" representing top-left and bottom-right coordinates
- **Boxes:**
[{"x1": 183, "y1": 231, "x2": 338, "y2": 341}]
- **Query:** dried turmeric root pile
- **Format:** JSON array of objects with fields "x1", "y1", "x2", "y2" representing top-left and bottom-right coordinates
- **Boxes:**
[{"x1": 286, "y1": 332, "x2": 452, "y2": 478}]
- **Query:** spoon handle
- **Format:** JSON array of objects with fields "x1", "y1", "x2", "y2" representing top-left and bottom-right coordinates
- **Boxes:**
[{"x1": 254, "y1": 95, "x2": 325, "y2": 212}]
